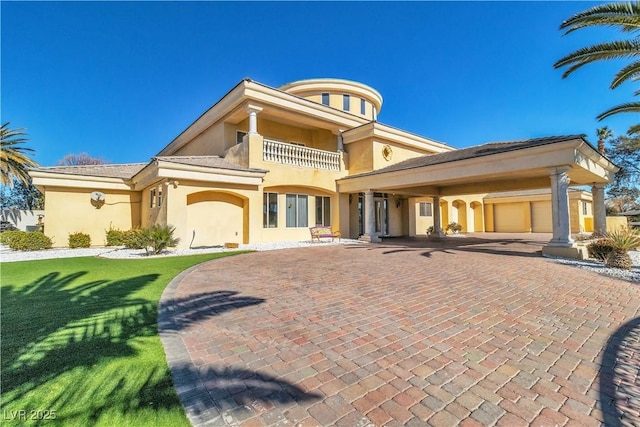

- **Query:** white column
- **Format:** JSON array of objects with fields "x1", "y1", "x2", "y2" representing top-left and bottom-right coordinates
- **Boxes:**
[
  {"x1": 248, "y1": 109, "x2": 259, "y2": 134},
  {"x1": 592, "y1": 183, "x2": 607, "y2": 235},
  {"x1": 549, "y1": 167, "x2": 573, "y2": 246},
  {"x1": 432, "y1": 196, "x2": 444, "y2": 237}
]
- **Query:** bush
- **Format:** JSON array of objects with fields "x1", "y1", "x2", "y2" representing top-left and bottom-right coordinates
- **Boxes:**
[
  {"x1": 0, "y1": 230, "x2": 24, "y2": 247},
  {"x1": 446, "y1": 222, "x2": 463, "y2": 234},
  {"x1": 587, "y1": 239, "x2": 615, "y2": 261},
  {"x1": 3, "y1": 231, "x2": 53, "y2": 251},
  {"x1": 143, "y1": 224, "x2": 180, "y2": 255},
  {"x1": 105, "y1": 227, "x2": 125, "y2": 246},
  {"x1": 68, "y1": 232, "x2": 91, "y2": 248},
  {"x1": 121, "y1": 229, "x2": 147, "y2": 249}
]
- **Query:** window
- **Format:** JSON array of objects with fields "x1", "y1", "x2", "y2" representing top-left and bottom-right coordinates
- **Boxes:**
[
  {"x1": 150, "y1": 186, "x2": 162, "y2": 208},
  {"x1": 360, "y1": 98, "x2": 366, "y2": 115},
  {"x1": 286, "y1": 194, "x2": 308, "y2": 227},
  {"x1": 419, "y1": 202, "x2": 432, "y2": 217},
  {"x1": 583, "y1": 201, "x2": 589, "y2": 216},
  {"x1": 321, "y1": 93, "x2": 330, "y2": 106},
  {"x1": 263, "y1": 193, "x2": 278, "y2": 228},
  {"x1": 315, "y1": 196, "x2": 331, "y2": 226},
  {"x1": 343, "y1": 94, "x2": 350, "y2": 111},
  {"x1": 236, "y1": 131, "x2": 247, "y2": 144}
]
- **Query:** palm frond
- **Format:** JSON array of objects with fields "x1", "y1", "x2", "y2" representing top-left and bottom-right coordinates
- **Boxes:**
[
  {"x1": 611, "y1": 60, "x2": 640, "y2": 88},
  {"x1": 628, "y1": 123, "x2": 640, "y2": 134},
  {"x1": 596, "y1": 101, "x2": 640, "y2": 120},
  {"x1": 560, "y1": 2, "x2": 640, "y2": 34},
  {"x1": 0, "y1": 122, "x2": 38, "y2": 187},
  {"x1": 554, "y1": 40, "x2": 640, "y2": 78}
]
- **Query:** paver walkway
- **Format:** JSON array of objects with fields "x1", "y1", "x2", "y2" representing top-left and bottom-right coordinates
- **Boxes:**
[{"x1": 159, "y1": 234, "x2": 640, "y2": 426}]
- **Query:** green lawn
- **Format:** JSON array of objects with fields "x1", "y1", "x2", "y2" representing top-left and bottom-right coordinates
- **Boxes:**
[{"x1": 1, "y1": 253, "x2": 247, "y2": 426}]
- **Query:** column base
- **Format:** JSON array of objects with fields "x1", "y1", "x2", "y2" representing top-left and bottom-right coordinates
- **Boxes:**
[
  {"x1": 542, "y1": 243, "x2": 588, "y2": 260},
  {"x1": 359, "y1": 235, "x2": 381, "y2": 243}
]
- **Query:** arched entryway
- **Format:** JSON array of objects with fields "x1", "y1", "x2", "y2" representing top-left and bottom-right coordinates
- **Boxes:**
[
  {"x1": 186, "y1": 191, "x2": 248, "y2": 247},
  {"x1": 470, "y1": 201, "x2": 483, "y2": 232},
  {"x1": 451, "y1": 200, "x2": 467, "y2": 232}
]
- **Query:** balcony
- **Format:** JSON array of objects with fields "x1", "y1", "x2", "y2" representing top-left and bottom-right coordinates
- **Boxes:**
[{"x1": 263, "y1": 139, "x2": 341, "y2": 171}]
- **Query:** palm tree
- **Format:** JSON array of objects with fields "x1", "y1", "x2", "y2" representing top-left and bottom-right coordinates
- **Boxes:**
[
  {"x1": 554, "y1": 2, "x2": 640, "y2": 133},
  {"x1": 596, "y1": 126, "x2": 613, "y2": 155},
  {"x1": 0, "y1": 122, "x2": 39, "y2": 187}
]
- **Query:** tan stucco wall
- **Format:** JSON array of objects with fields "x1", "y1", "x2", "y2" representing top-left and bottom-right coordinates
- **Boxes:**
[
  {"x1": 172, "y1": 122, "x2": 225, "y2": 156},
  {"x1": 43, "y1": 187, "x2": 141, "y2": 247},
  {"x1": 162, "y1": 180, "x2": 259, "y2": 248},
  {"x1": 258, "y1": 118, "x2": 337, "y2": 152}
]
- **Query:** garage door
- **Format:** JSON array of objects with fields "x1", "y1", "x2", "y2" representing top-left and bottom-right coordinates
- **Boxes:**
[
  {"x1": 494, "y1": 204, "x2": 526, "y2": 232},
  {"x1": 531, "y1": 201, "x2": 552, "y2": 233}
]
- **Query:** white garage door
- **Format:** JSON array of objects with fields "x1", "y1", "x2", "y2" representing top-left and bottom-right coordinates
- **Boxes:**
[{"x1": 531, "y1": 201, "x2": 552, "y2": 233}]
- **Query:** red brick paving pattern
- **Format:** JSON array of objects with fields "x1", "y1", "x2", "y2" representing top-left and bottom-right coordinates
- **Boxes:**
[{"x1": 159, "y1": 234, "x2": 640, "y2": 426}]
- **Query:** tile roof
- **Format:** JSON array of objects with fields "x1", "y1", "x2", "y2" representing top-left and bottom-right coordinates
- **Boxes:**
[
  {"x1": 343, "y1": 135, "x2": 588, "y2": 179},
  {"x1": 154, "y1": 156, "x2": 267, "y2": 173},
  {"x1": 32, "y1": 163, "x2": 147, "y2": 179}
]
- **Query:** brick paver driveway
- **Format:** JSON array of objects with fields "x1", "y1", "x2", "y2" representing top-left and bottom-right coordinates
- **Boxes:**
[{"x1": 159, "y1": 234, "x2": 640, "y2": 426}]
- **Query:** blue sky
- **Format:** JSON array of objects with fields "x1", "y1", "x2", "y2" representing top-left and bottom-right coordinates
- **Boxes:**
[{"x1": 2, "y1": 1, "x2": 637, "y2": 167}]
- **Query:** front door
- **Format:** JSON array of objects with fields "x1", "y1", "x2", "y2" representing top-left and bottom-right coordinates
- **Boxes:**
[{"x1": 374, "y1": 195, "x2": 389, "y2": 236}]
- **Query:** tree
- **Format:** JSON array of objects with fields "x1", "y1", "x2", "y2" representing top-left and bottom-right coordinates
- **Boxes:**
[
  {"x1": 0, "y1": 179, "x2": 44, "y2": 210},
  {"x1": 596, "y1": 126, "x2": 613, "y2": 155},
  {"x1": 554, "y1": 2, "x2": 640, "y2": 134},
  {"x1": 605, "y1": 130, "x2": 640, "y2": 211},
  {"x1": 0, "y1": 122, "x2": 39, "y2": 186},
  {"x1": 57, "y1": 152, "x2": 106, "y2": 166}
]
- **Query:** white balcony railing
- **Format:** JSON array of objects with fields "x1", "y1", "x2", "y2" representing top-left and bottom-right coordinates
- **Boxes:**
[{"x1": 263, "y1": 139, "x2": 341, "y2": 171}]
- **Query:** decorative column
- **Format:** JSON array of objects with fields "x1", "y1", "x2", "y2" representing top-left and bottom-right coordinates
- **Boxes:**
[
  {"x1": 592, "y1": 183, "x2": 607, "y2": 235},
  {"x1": 361, "y1": 191, "x2": 379, "y2": 242},
  {"x1": 432, "y1": 196, "x2": 445, "y2": 237},
  {"x1": 549, "y1": 167, "x2": 573, "y2": 246},
  {"x1": 247, "y1": 106, "x2": 262, "y2": 135}
]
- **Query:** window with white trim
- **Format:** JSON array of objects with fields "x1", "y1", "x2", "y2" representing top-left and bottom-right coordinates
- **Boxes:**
[
  {"x1": 360, "y1": 98, "x2": 366, "y2": 115},
  {"x1": 286, "y1": 194, "x2": 308, "y2": 227},
  {"x1": 321, "y1": 93, "x2": 330, "y2": 106},
  {"x1": 150, "y1": 188, "x2": 156, "y2": 208},
  {"x1": 263, "y1": 192, "x2": 278, "y2": 228},
  {"x1": 419, "y1": 202, "x2": 433, "y2": 217},
  {"x1": 315, "y1": 196, "x2": 331, "y2": 226}
]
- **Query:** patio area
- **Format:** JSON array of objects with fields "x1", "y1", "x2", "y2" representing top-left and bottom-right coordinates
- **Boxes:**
[{"x1": 159, "y1": 234, "x2": 640, "y2": 426}]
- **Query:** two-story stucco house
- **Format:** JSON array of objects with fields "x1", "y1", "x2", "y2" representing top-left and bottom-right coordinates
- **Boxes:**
[{"x1": 29, "y1": 78, "x2": 618, "y2": 258}]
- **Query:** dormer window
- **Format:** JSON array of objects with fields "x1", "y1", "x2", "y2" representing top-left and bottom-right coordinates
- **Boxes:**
[
  {"x1": 343, "y1": 94, "x2": 350, "y2": 111},
  {"x1": 321, "y1": 93, "x2": 330, "y2": 106}
]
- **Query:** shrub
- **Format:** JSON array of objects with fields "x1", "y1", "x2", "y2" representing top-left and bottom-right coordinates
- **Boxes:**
[
  {"x1": 121, "y1": 228, "x2": 147, "y2": 249},
  {"x1": 143, "y1": 224, "x2": 180, "y2": 255},
  {"x1": 68, "y1": 232, "x2": 91, "y2": 248},
  {"x1": 105, "y1": 227, "x2": 125, "y2": 246},
  {"x1": 0, "y1": 230, "x2": 24, "y2": 247},
  {"x1": 4, "y1": 231, "x2": 53, "y2": 251},
  {"x1": 587, "y1": 239, "x2": 615, "y2": 261},
  {"x1": 446, "y1": 222, "x2": 463, "y2": 234},
  {"x1": 604, "y1": 228, "x2": 640, "y2": 270}
]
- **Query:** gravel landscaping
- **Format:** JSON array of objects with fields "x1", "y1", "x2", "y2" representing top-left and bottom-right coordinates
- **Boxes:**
[{"x1": 0, "y1": 239, "x2": 365, "y2": 263}]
